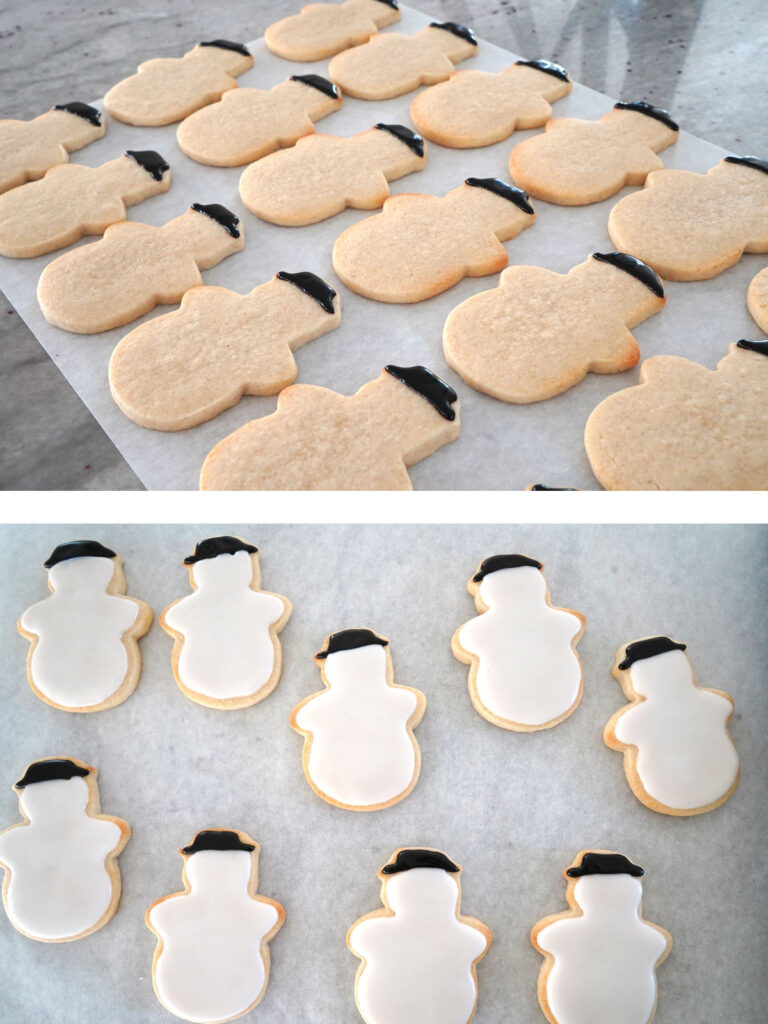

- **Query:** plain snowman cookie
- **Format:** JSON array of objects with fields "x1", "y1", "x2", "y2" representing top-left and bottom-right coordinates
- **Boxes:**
[
  {"x1": 161, "y1": 536, "x2": 291, "y2": 709},
  {"x1": 452, "y1": 554, "x2": 585, "y2": 731},
  {"x1": 146, "y1": 829, "x2": 284, "y2": 1024},
  {"x1": 333, "y1": 177, "x2": 535, "y2": 303},
  {"x1": 265, "y1": 0, "x2": 401, "y2": 61},
  {"x1": 605, "y1": 636, "x2": 740, "y2": 815},
  {"x1": 239, "y1": 123, "x2": 426, "y2": 226},
  {"x1": 348, "y1": 848, "x2": 491, "y2": 1024},
  {"x1": 410, "y1": 59, "x2": 571, "y2": 148},
  {"x1": 584, "y1": 339, "x2": 768, "y2": 490},
  {"x1": 443, "y1": 251, "x2": 665, "y2": 403},
  {"x1": 200, "y1": 364, "x2": 460, "y2": 490},
  {"x1": 0, "y1": 758, "x2": 129, "y2": 942},
  {"x1": 747, "y1": 266, "x2": 768, "y2": 332},
  {"x1": 109, "y1": 270, "x2": 340, "y2": 430},
  {"x1": 18, "y1": 540, "x2": 152, "y2": 712},
  {"x1": 532, "y1": 851, "x2": 672, "y2": 1024},
  {"x1": 291, "y1": 629, "x2": 426, "y2": 810}
]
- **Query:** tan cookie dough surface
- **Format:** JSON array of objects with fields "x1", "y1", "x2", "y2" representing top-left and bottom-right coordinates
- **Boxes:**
[
  {"x1": 265, "y1": 0, "x2": 401, "y2": 61},
  {"x1": 746, "y1": 266, "x2": 768, "y2": 332}
]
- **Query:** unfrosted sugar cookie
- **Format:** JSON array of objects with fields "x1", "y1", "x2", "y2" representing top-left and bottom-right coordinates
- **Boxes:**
[
  {"x1": 200, "y1": 364, "x2": 460, "y2": 490},
  {"x1": 333, "y1": 177, "x2": 535, "y2": 303},
  {"x1": 443, "y1": 251, "x2": 665, "y2": 402},
  {"x1": 584, "y1": 340, "x2": 768, "y2": 489},
  {"x1": 0, "y1": 758, "x2": 129, "y2": 942},
  {"x1": 0, "y1": 150, "x2": 170, "y2": 259},
  {"x1": 607, "y1": 155, "x2": 768, "y2": 279},
  {"x1": 747, "y1": 266, "x2": 768, "y2": 332},
  {"x1": 38, "y1": 202, "x2": 244, "y2": 334},
  {"x1": 177, "y1": 74, "x2": 342, "y2": 168},
  {"x1": 147, "y1": 829, "x2": 284, "y2": 1024},
  {"x1": 104, "y1": 40, "x2": 253, "y2": 126},
  {"x1": 348, "y1": 848, "x2": 491, "y2": 1024},
  {"x1": 18, "y1": 540, "x2": 152, "y2": 712},
  {"x1": 239, "y1": 123, "x2": 426, "y2": 226},
  {"x1": 411, "y1": 59, "x2": 571, "y2": 149},
  {"x1": 605, "y1": 636, "x2": 740, "y2": 815},
  {"x1": 532, "y1": 851, "x2": 671, "y2": 1024},
  {"x1": 266, "y1": 0, "x2": 401, "y2": 61},
  {"x1": 0, "y1": 101, "x2": 105, "y2": 194}
]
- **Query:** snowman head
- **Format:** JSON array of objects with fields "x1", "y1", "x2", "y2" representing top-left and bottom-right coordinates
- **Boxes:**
[
  {"x1": 316, "y1": 629, "x2": 389, "y2": 686},
  {"x1": 184, "y1": 537, "x2": 258, "y2": 588},
  {"x1": 381, "y1": 849, "x2": 461, "y2": 916},
  {"x1": 182, "y1": 830, "x2": 256, "y2": 891},
  {"x1": 15, "y1": 759, "x2": 91, "y2": 821},
  {"x1": 567, "y1": 852, "x2": 644, "y2": 916},
  {"x1": 618, "y1": 637, "x2": 689, "y2": 697},
  {"x1": 44, "y1": 540, "x2": 117, "y2": 592},
  {"x1": 473, "y1": 554, "x2": 545, "y2": 606}
]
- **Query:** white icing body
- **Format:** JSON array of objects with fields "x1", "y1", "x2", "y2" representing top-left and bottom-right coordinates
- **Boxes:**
[
  {"x1": 614, "y1": 649, "x2": 739, "y2": 810},
  {"x1": 457, "y1": 566, "x2": 583, "y2": 727},
  {"x1": 349, "y1": 867, "x2": 489, "y2": 1024},
  {"x1": 0, "y1": 776, "x2": 124, "y2": 941},
  {"x1": 537, "y1": 874, "x2": 668, "y2": 1024}
]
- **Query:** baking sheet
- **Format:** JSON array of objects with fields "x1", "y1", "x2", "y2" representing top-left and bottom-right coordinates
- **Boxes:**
[{"x1": 0, "y1": 523, "x2": 766, "y2": 1022}]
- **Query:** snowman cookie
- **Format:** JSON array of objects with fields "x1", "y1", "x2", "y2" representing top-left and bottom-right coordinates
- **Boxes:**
[
  {"x1": 38, "y1": 202, "x2": 244, "y2": 334},
  {"x1": 200, "y1": 364, "x2": 460, "y2": 490},
  {"x1": 147, "y1": 829, "x2": 284, "y2": 1023},
  {"x1": 0, "y1": 101, "x2": 105, "y2": 195},
  {"x1": 239, "y1": 123, "x2": 426, "y2": 226},
  {"x1": 0, "y1": 150, "x2": 171, "y2": 259},
  {"x1": 747, "y1": 267, "x2": 768, "y2": 332},
  {"x1": 605, "y1": 636, "x2": 740, "y2": 815},
  {"x1": 291, "y1": 629, "x2": 426, "y2": 810},
  {"x1": 348, "y1": 848, "x2": 491, "y2": 1024},
  {"x1": 443, "y1": 252, "x2": 665, "y2": 403},
  {"x1": 104, "y1": 40, "x2": 253, "y2": 126},
  {"x1": 333, "y1": 177, "x2": 535, "y2": 303},
  {"x1": 18, "y1": 540, "x2": 152, "y2": 712},
  {"x1": 0, "y1": 758, "x2": 130, "y2": 942},
  {"x1": 532, "y1": 851, "x2": 672, "y2": 1024},
  {"x1": 160, "y1": 537, "x2": 292, "y2": 709},
  {"x1": 410, "y1": 59, "x2": 571, "y2": 149},
  {"x1": 584, "y1": 340, "x2": 768, "y2": 490},
  {"x1": 453, "y1": 555, "x2": 585, "y2": 731},
  {"x1": 109, "y1": 270, "x2": 341, "y2": 430},
  {"x1": 265, "y1": 0, "x2": 401, "y2": 61}
]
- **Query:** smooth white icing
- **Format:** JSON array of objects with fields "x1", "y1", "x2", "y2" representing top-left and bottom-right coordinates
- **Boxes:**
[
  {"x1": 0, "y1": 777, "x2": 123, "y2": 940},
  {"x1": 294, "y1": 644, "x2": 421, "y2": 807},
  {"x1": 614, "y1": 649, "x2": 739, "y2": 809},
  {"x1": 349, "y1": 867, "x2": 489, "y2": 1024},
  {"x1": 537, "y1": 873, "x2": 668, "y2": 1024},
  {"x1": 458, "y1": 566, "x2": 582, "y2": 726},
  {"x1": 149, "y1": 849, "x2": 280, "y2": 1023},
  {"x1": 163, "y1": 550, "x2": 287, "y2": 701},
  {"x1": 20, "y1": 556, "x2": 140, "y2": 708}
]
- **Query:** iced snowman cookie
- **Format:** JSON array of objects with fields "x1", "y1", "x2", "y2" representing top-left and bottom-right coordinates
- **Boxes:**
[
  {"x1": 291, "y1": 629, "x2": 426, "y2": 810},
  {"x1": 160, "y1": 537, "x2": 291, "y2": 709},
  {"x1": 104, "y1": 40, "x2": 253, "y2": 126},
  {"x1": 453, "y1": 555, "x2": 585, "y2": 731},
  {"x1": 266, "y1": 0, "x2": 401, "y2": 61},
  {"x1": 239, "y1": 123, "x2": 426, "y2": 226},
  {"x1": 38, "y1": 202, "x2": 244, "y2": 334},
  {"x1": 110, "y1": 271, "x2": 340, "y2": 430},
  {"x1": 747, "y1": 267, "x2": 768, "y2": 332},
  {"x1": 585, "y1": 340, "x2": 768, "y2": 490},
  {"x1": 605, "y1": 636, "x2": 740, "y2": 815},
  {"x1": 532, "y1": 851, "x2": 671, "y2": 1024},
  {"x1": 177, "y1": 74, "x2": 342, "y2": 168},
  {"x1": 200, "y1": 364, "x2": 460, "y2": 490},
  {"x1": 0, "y1": 150, "x2": 171, "y2": 259},
  {"x1": 328, "y1": 21, "x2": 478, "y2": 100},
  {"x1": 411, "y1": 59, "x2": 571, "y2": 149},
  {"x1": 443, "y1": 252, "x2": 665, "y2": 402},
  {"x1": 607, "y1": 155, "x2": 768, "y2": 279},
  {"x1": 348, "y1": 848, "x2": 491, "y2": 1024},
  {"x1": 147, "y1": 829, "x2": 284, "y2": 1023},
  {"x1": 333, "y1": 177, "x2": 535, "y2": 303},
  {"x1": 18, "y1": 540, "x2": 152, "y2": 712},
  {"x1": 0, "y1": 758, "x2": 129, "y2": 942},
  {"x1": 0, "y1": 101, "x2": 105, "y2": 195}
]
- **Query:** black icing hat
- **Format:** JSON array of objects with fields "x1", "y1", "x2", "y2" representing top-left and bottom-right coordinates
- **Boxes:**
[
  {"x1": 182, "y1": 830, "x2": 255, "y2": 855},
  {"x1": 613, "y1": 100, "x2": 678, "y2": 132},
  {"x1": 382, "y1": 849, "x2": 460, "y2": 874},
  {"x1": 125, "y1": 150, "x2": 170, "y2": 181},
  {"x1": 276, "y1": 271, "x2": 337, "y2": 314},
  {"x1": 514, "y1": 59, "x2": 570, "y2": 82},
  {"x1": 473, "y1": 554, "x2": 543, "y2": 582},
  {"x1": 618, "y1": 636, "x2": 686, "y2": 670},
  {"x1": 384, "y1": 365, "x2": 457, "y2": 421},
  {"x1": 567, "y1": 852, "x2": 644, "y2": 878},
  {"x1": 316, "y1": 628, "x2": 389, "y2": 659},
  {"x1": 190, "y1": 202, "x2": 240, "y2": 238},
  {"x1": 592, "y1": 252, "x2": 664, "y2": 298},
  {"x1": 429, "y1": 22, "x2": 478, "y2": 46},
  {"x1": 184, "y1": 536, "x2": 258, "y2": 564},
  {"x1": 199, "y1": 39, "x2": 251, "y2": 57},
  {"x1": 53, "y1": 101, "x2": 102, "y2": 126},
  {"x1": 290, "y1": 74, "x2": 339, "y2": 99},
  {"x1": 465, "y1": 176, "x2": 534, "y2": 215},
  {"x1": 375, "y1": 123, "x2": 425, "y2": 158},
  {"x1": 723, "y1": 155, "x2": 768, "y2": 177},
  {"x1": 15, "y1": 759, "x2": 90, "y2": 789},
  {"x1": 44, "y1": 540, "x2": 116, "y2": 568},
  {"x1": 737, "y1": 339, "x2": 768, "y2": 357}
]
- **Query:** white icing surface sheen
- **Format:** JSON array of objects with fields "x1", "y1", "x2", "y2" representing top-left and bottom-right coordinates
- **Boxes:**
[
  {"x1": 349, "y1": 868, "x2": 488, "y2": 1024},
  {"x1": 20, "y1": 557, "x2": 139, "y2": 707},
  {"x1": 538, "y1": 874, "x2": 668, "y2": 1024},
  {"x1": 458, "y1": 566, "x2": 582, "y2": 725},
  {"x1": 0, "y1": 777, "x2": 122, "y2": 940},
  {"x1": 615, "y1": 649, "x2": 739, "y2": 809}
]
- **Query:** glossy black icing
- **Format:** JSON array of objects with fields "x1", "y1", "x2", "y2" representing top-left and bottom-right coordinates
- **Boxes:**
[
  {"x1": 530, "y1": 485, "x2": 579, "y2": 491},
  {"x1": 429, "y1": 21, "x2": 478, "y2": 46},
  {"x1": 384, "y1": 365, "x2": 457, "y2": 421},
  {"x1": 592, "y1": 252, "x2": 664, "y2": 298},
  {"x1": 44, "y1": 540, "x2": 116, "y2": 568},
  {"x1": 52, "y1": 101, "x2": 102, "y2": 126},
  {"x1": 382, "y1": 849, "x2": 460, "y2": 874},
  {"x1": 724, "y1": 155, "x2": 768, "y2": 177},
  {"x1": 184, "y1": 536, "x2": 258, "y2": 564},
  {"x1": 316, "y1": 628, "x2": 389, "y2": 659},
  {"x1": 618, "y1": 636, "x2": 687, "y2": 670},
  {"x1": 276, "y1": 271, "x2": 337, "y2": 314},
  {"x1": 191, "y1": 202, "x2": 240, "y2": 238},
  {"x1": 182, "y1": 830, "x2": 255, "y2": 855},
  {"x1": 373, "y1": 0, "x2": 399, "y2": 6},
  {"x1": 737, "y1": 339, "x2": 768, "y2": 357},
  {"x1": 199, "y1": 39, "x2": 251, "y2": 57},
  {"x1": 567, "y1": 852, "x2": 644, "y2": 878},
  {"x1": 290, "y1": 74, "x2": 339, "y2": 99},
  {"x1": 125, "y1": 150, "x2": 170, "y2": 181},
  {"x1": 473, "y1": 554, "x2": 543, "y2": 581},
  {"x1": 15, "y1": 759, "x2": 90, "y2": 788},
  {"x1": 465, "y1": 176, "x2": 534, "y2": 215},
  {"x1": 514, "y1": 59, "x2": 570, "y2": 82},
  {"x1": 613, "y1": 101, "x2": 679, "y2": 132},
  {"x1": 375, "y1": 123, "x2": 425, "y2": 158}
]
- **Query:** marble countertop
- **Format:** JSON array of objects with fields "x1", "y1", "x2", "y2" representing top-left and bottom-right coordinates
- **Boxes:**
[{"x1": 1, "y1": 0, "x2": 764, "y2": 489}]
